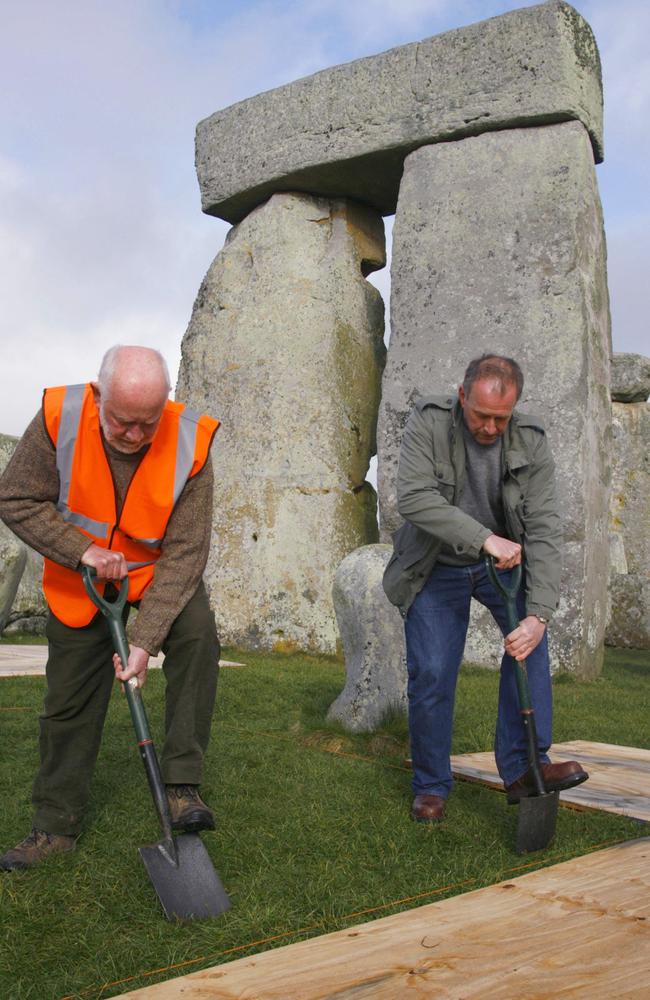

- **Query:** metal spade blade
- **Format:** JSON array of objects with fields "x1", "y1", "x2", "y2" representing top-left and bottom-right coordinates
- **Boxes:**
[
  {"x1": 515, "y1": 791, "x2": 560, "y2": 854},
  {"x1": 139, "y1": 833, "x2": 231, "y2": 921}
]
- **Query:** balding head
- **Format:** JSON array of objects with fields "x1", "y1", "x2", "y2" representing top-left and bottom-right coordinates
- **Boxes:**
[{"x1": 92, "y1": 345, "x2": 171, "y2": 453}]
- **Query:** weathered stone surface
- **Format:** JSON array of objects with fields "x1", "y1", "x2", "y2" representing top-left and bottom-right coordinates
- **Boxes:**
[
  {"x1": 0, "y1": 432, "x2": 18, "y2": 471},
  {"x1": 196, "y1": 2, "x2": 603, "y2": 224},
  {"x1": 0, "y1": 434, "x2": 26, "y2": 632},
  {"x1": 327, "y1": 545, "x2": 406, "y2": 732},
  {"x1": 610, "y1": 403, "x2": 650, "y2": 578},
  {"x1": 611, "y1": 353, "x2": 650, "y2": 403},
  {"x1": 607, "y1": 401, "x2": 650, "y2": 648},
  {"x1": 8, "y1": 547, "x2": 47, "y2": 631},
  {"x1": 0, "y1": 432, "x2": 47, "y2": 634},
  {"x1": 177, "y1": 193, "x2": 385, "y2": 652},
  {"x1": 0, "y1": 522, "x2": 27, "y2": 633},
  {"x1": 378, "y1": 122, "x2": 611, "y2": 678},
  {"x1": 3, "y1": 615, "x2": 47, "y2": 636},
  {"x1": 606, "y1": 575, "x2": 650, "y2": 649}
]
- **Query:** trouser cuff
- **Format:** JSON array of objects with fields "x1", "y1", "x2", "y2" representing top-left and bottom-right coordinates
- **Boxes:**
[{"x1": 32, "y1": 805, "x2": 82, "y2": 837}]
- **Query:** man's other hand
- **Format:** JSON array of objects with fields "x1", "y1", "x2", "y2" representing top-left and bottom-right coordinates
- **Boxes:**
[
  {"x1": 505, "y1": 616, "x2": 546, "y2": 661},
  {"x1": 80, "y1": 543, "x2": 128, "y2": 580},
  {"x1": 483, "y1": 534, "x2": 522, "y2": 569},
  {"x1": 113, "y1": 645, "x2": 150, "y2": 688}
]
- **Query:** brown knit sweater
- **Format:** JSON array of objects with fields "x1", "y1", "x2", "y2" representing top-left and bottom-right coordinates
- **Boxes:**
[{"x1": 0, "y1": 408, "x2": 214, "y2": 655}]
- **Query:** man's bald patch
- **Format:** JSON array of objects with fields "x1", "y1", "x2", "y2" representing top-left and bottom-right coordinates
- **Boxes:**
[{"x1": 97, "y1": 345, "x2": 171, "y2": 403}]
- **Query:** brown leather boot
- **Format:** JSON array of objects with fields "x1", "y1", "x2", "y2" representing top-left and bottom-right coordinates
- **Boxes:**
[
  {"x1": 505, "y1": 760, "x2": 589, "y2": 805},
  {"x1": 411, "y1": 794, "x2": 446, "y2": 823},
  {"x1": 0, "y1": 828, "x2": 76, "y2": 870},
  {"x1": 166, "y1": 785, "x2": 215, "y2": 832}
]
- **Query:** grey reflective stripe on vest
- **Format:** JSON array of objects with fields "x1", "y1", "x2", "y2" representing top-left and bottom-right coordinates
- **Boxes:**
[
  {"x1": 60, "y1": 507, "x2": 112, "y2": 537},
  {"x1": 55, "y1": 384, "x2": 111, "y2": 539},
  {"x1": 173, "y1": 407, "x2": 201, "y2": 506}
]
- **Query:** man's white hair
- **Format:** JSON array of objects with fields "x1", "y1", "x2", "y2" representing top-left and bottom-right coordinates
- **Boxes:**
[{"x1": 97, "y1": 345, "x2": 171, "y2": 396}]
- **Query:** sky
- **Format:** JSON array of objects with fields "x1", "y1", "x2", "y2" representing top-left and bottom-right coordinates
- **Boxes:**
[{"x1": 1, "y1": 0, "x2": 648, "y2": 437}]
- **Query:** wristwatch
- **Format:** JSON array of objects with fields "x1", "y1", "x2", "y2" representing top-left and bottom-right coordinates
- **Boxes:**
[{"x1": 535, "y1": 615, "x2": 549, "y2": 625}]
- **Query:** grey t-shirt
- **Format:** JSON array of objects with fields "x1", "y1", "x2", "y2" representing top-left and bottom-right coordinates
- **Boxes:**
[{"x1": 438, "y1": 421, "x2": 507, "y2": 566}]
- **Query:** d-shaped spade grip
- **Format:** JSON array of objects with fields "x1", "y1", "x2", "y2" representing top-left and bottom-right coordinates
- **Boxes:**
[
  {"x1": 485, "y1": 556, "x2": 547, "y2": 797},
  {"x1": 81, "y1": 565, "x2": 130, "y2": 672}
]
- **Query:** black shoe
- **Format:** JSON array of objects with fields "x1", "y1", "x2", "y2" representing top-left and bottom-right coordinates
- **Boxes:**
[
  {"x1": 0, "y1": 828, "x2": 76, "y2": 870},
  {"x1": 165, "y1": 785, "x2": 215, "y2": 832}
]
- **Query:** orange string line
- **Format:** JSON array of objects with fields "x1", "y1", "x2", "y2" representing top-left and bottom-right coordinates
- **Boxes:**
[
  {"x1": 220, "y1": 722, "x2": 412, "y2": 771},
  {"x1": 61, "y1": 876, "x2": 481, "y2": 999}
]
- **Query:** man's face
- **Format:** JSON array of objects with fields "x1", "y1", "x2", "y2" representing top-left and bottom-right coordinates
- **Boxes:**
[
  {"x1": 458, "y1": 379, "x2": 518, "y2": 446},
  {"x1": 93, "y1": 386, "x2": 166, "y2": 454}
]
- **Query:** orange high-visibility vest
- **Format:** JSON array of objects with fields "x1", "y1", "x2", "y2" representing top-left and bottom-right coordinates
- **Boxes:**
[{"x1": 42, "y1": 383, "x2": 219, "y2": 627}]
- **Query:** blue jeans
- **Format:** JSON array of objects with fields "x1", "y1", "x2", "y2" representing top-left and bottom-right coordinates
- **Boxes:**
[{"x1": 404, "y1": 561, "x2": 552, "y2": 797}]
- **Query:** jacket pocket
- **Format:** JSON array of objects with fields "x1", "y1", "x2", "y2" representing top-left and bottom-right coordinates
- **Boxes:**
[{"x1": 392, "y1": 522, "x2": 435, "y2": 569}]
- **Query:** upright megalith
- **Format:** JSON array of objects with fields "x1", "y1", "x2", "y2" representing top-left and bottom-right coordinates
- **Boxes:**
[
  {"x1": 0, "y1": 434, "x2": 46, "y2": 635},
  {"x1": 327, "y1": 545, "x2": 406, "y2": 732},
  {"x1": 607, "y1": 358, "x2": 650, "y2": 649},
  {"x1": 177, "y1": 193, "x2": 385, "y2": 652},
  {"x1": 0, "y1": 523, "x2": 27, "y2": 634},
  {"x1": 378, "y1": 122, "x2": 611, "y2": 678},
  {"x1": 195, "y1": 2, "x2": 603, "y2": 224}
]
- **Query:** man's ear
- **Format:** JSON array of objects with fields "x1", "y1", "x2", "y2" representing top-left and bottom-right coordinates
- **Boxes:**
[
  {"x1": 90, "y1": 382, "x2": 101, "y2": 407},
  {"x1": 458, "y1": 385, "x2": 466, "y2": 406}
]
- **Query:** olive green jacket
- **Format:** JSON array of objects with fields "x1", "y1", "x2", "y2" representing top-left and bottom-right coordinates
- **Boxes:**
[{"x1": 382, "y1": 395, "x2": 563, "y2": 619}]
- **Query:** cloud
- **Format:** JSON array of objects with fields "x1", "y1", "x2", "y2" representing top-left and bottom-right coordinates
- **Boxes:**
[{"x1": 0, "y1": 0, "x2": 646, "y2": 436}]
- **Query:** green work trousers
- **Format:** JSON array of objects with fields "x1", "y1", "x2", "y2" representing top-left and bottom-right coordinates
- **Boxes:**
[{"x1": 32, "y1": 581, "x2": 220, "y2": 836}]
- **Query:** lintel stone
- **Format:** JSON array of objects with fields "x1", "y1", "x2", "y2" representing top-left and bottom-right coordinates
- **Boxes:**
[{"x1": 196, "y1": 1, "x2": 603, "y2": 224}]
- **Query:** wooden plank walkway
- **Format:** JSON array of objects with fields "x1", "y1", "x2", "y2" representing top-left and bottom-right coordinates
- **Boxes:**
[
  {"x1": 117, "y1": 837, "x2": 650, "y2": 998},
  {"x1": 0, "y1": 645, "x2": 244, "y2": 677},
  {"x1": 451, "y1": 740, "x2": 650, "y2": 822}
]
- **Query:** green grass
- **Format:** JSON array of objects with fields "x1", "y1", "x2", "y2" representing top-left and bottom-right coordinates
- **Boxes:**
[{"x1": 0, "y1": 646, "x2": 648, "y2": 999}]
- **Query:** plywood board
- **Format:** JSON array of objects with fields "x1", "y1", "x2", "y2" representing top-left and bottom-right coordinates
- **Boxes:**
[
  {"x1": 116, "y1": 837, "x2": 650, "y2": 999},
  {"x1": 451, "y1": 740, "x2": 650, "y2": 822},
  {"x1": 0, "y1": 645, "x2": 244, "y2": 677}
]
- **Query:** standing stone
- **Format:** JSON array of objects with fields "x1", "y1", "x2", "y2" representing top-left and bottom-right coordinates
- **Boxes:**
[
  {"x1": 177, "y1": 193, "x2": 385, "y2": 652},
  {"x1": 0, "y1": 524, "x2": 27, "y2": 634},
  {"x1": 327, "y1": 545, "x2": 406, "y2": 732},
  {"x1": 0, "y1": 434, "x2": 26, "y2": 632},
  {"x1": 378, "y1": 122, "x2": 611, "y2": 678},
  {"x1": 0, "y1": 433, "x2": 46, "y2": 634},
  {"x1": 607, "y1": 400, "x2": 650, "y2": 648},
  {"x1": 6, "y1": 547, "x2": 47, "y2": 634},
  {"x1": 610, "y1": 353, "x2": 650, "y2": 403}
]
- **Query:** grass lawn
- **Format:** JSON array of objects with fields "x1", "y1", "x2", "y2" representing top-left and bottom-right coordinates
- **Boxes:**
[{"x1": 0, "y1": 646, "x2": 647, "y2": 999}]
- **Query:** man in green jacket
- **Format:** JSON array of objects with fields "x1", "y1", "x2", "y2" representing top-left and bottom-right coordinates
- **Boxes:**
[{"x1": 383, "y1": 354, "x2": 588, "y2": 822}]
